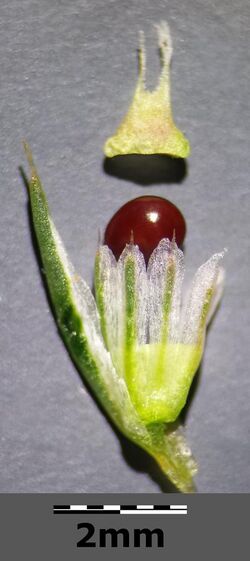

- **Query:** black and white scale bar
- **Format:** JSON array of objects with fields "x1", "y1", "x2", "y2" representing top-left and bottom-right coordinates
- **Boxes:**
[{"x1": 53, "y1": 504, "x2": 187, "y2": 515}]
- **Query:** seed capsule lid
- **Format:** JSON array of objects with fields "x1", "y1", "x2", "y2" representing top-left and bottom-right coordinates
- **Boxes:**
[{"x1": 104, "y1": 22, "x2": 190, "y2": 159}]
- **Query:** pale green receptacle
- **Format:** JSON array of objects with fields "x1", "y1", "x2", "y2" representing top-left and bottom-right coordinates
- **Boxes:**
[{"x1": 125, "y1": 342, "x2": 203, "y2": 424}]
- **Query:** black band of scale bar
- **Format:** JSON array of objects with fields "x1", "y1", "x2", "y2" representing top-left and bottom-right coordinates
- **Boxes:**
[{"x1": 53, "y1": 504, "x2": 187, "y2": 515}]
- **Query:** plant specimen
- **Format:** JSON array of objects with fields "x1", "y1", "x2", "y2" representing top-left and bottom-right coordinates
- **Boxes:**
[{"x1": 23, "y1": 144, "x2": 225, "y2": 492}]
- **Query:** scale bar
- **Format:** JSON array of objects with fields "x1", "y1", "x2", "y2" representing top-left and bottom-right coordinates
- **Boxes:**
[{"x1": 53, "y1": 504, "x2": 187, "y2": 515}]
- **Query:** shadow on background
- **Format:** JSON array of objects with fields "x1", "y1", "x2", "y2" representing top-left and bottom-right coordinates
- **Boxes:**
[
  {"x1": 20, "y1": 165, "x2": 179, "y2": 493},
  {"x1": 118, "y1": 435, "x2": 178, "y2": 493},
  {"x1": 104, "y1": 154, "x2": 187, "y2": 186},
  {"x1": 180, "y1": 302, "x2": 222, "y2": 425},
  {"x1": 180, "y1": 363, "x2": 202, "y2": 425}
]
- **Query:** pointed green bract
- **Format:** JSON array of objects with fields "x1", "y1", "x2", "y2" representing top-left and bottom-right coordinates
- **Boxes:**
[{"x1": 23, "y1": 143, "x2": 126, "y2": 429}]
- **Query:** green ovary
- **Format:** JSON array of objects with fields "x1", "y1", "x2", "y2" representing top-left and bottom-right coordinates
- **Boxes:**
[{"x1": 125, "y1": 342, "x2": 203, "y2": 424}]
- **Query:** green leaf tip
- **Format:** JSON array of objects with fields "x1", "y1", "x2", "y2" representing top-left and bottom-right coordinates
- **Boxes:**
[{"x1": 23, "y1": 140, "x2": 39, "y2": 180}]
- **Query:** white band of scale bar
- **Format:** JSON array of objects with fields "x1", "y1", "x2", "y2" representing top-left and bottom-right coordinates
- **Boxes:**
[{"x1": 120, "y1": 510, "x2": 187, "y2": 515}]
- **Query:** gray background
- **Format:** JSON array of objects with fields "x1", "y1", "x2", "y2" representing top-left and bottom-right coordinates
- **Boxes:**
[
  {"x1": 0, "y1": 494, "x2": 248, "y2": 559},
  {"x1": 0, "y1": 0, "x2": 249, "y2": 492}
]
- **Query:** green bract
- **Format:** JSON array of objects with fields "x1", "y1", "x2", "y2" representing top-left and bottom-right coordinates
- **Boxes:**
[{"x1": 24, "y1": 144, "x2": 225, "y2": 493}]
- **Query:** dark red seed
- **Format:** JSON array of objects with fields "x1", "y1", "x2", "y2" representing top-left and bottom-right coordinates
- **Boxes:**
[{"x1": 104, "y1": 196, "x2": 186, "y2": 263}]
